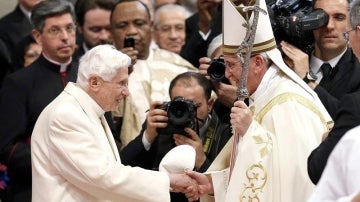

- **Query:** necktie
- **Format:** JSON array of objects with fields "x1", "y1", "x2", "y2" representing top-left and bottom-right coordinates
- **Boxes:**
[{"x1": 321, "y1": 63, "x2": 332, "y2": 81}]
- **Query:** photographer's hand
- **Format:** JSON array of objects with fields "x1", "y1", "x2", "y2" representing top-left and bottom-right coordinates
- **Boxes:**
[
  {"x1": 144, "y1": 101, "x2": 168, "y2": 143},
  {"x1": 198, "y1": 57, "x2": 212, "y2": 79},
  {"x1": 211, "y1": 82, "x2": 237, "y2": 108},
  {"x1": 173, "y1": 128, "x2": 207, "y2": 170},
  {"x1": 280, "y1": 41, "x2": 309, "y2": 79},
  {"x1": 120, "y1": 47, "x2": 138, "y2": 74}
]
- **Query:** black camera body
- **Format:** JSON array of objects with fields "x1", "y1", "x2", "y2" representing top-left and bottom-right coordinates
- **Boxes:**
[
  {"x1": 267, "y1": 0, "x2": 329, "y2": 54},
  {"x1": 124, "y1": 36, "x2": 135, "y2": 48},
  {"x1": 207, "y1": 56, "x2": 230, "y2": 84},
  {"x1": 156, "y1": 96, "x2": 198, "y2": 135},
  {"x1": 208, "y1": 56, "x2": 226, "y2": 81}
]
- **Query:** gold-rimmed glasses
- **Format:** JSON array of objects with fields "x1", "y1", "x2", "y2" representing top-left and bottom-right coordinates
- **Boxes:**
[
  {"x1": 103, "y1": 80, "x2": 128, "y2": 90},
  {"x1": 224, "y1": 60, "x2": 242, "y2": 70},
  {"x1": 46, "y1": 24, "x2": 76, "y2": 38}
]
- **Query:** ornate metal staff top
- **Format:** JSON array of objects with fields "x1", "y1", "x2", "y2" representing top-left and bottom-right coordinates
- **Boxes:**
[
  {"x1": 228, "y1": 0, "x2": 267, "y2": 180},
  {"x1": 234, "y1": 0, "x2": 267, "y2": 101}
]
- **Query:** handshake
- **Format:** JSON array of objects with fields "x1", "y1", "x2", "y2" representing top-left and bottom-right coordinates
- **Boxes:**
[{"x1": 168, "y1": 170, "x2": 212, "y2": 201}]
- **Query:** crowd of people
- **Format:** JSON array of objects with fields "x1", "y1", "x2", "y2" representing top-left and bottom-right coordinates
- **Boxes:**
[{"x1": 0, "y1": 0, "x2": 359, "y2": 201}]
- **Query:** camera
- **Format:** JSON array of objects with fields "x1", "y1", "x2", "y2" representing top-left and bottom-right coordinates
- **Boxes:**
[
  {"x1": 207, "y1": 56, "x2": 230, "y2": 84},
  {"x1": 208, "y1": 56, "x2": 226, "y2": 81},
  {"x1": 267, "y1": 0, "x2": 329, "y2": 54},
  {"x1": 156, "y1": 96, "x2": 198, "y2": 135},
  {"x1": 124, "y1": 36, "x2": 135, "y2": 48}
]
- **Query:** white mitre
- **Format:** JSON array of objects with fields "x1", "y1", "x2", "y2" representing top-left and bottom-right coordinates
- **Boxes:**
[{"x1": 223, "y1": 0, "x2": 332, "y2": 124}]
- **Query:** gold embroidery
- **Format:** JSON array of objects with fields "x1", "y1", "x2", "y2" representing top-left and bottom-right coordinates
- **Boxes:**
[
  {"x1": 252, "y1": 133, "x2": 272, "y2": 158},
  {"x1": 255, "y1": 92, "x2": 328, "y2": 126},
  {"x1": 240, "y1": 162, "x2": 267, "y2": 202}
]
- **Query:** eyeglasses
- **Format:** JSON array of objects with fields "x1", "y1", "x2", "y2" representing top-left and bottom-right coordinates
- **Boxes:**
[
  {"x1": 225, "y1": 60, "x2": 242, "y2": 70},
  {"x1": 343, "y1": 28, "x2": 356, "y2": 42},
  {"x1": 46, "y1": 24, "x2": 76, "y2": 37},
  {"x1": 103, "y1": 80, "x2": 128, "y2": 90}
]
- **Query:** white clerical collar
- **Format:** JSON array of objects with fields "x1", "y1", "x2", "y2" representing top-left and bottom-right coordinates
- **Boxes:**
[
  {"x1": 19, "y1": 4, "x2": 31, "y2": 20},
  {"x1": 42, "y1": 53, "x2": 72, "y2": 70}
]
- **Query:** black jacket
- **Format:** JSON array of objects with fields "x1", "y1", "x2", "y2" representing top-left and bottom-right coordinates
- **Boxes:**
[
  {"x1": 314, "y1": 48, "x2": 360, "y2": 119},
  {"x1": 180, "y1": 5, "x2": 222, "y2": 67},
  {"x1": 0, "y1": 55, "x2": 78, "y2": 202},
  {"x1": 308, "y1": 92, "x2": 360, "y2": 184},
  {"x1": 120, "y1": 106, "x2": 231, "y2": 202}
]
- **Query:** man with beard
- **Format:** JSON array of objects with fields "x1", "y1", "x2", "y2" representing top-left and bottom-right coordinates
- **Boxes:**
[{"x1": 73, "y1": 0, "x2": 116, "y2": 60}]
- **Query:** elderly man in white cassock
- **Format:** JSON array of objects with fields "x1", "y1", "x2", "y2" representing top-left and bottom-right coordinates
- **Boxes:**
[{"x1": 183, "y1": 0, "x2": 334, "y2": 201}]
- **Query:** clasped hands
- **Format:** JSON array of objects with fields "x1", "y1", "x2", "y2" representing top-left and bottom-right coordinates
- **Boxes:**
[{"x1": 169, "y1": 170, "x2": 213, "y2": 201}]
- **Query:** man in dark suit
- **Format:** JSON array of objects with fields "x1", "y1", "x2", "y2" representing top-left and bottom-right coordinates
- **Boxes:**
[
  {"x1": 307, "y1": 0, "x2": 360, "y2": 185},
  {"x1": 0, "y1": 0, "x2": 41, "y2": 80},
  {"x1": 307, "y1": 92, "x2": 360, "y2": 184},
  {"x1": 180, "y1": 0, "x2": 222, "y2": 67},
  {"x1": 0, "y1": 1, "x2": 78, "y2": 201},
  {"x1": 120, "y1": 72, "x2": 232, "y2": 202},
  {"x1": 280, "y1": 0, "x2": 360, "y2": 119},
  {"x1": 281, "y1": 0, "x2": 360, "y2": 185}
]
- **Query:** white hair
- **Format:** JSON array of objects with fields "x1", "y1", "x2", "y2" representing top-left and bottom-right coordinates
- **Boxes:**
[
  {"x1": 76, "y1": 44, "x2": 131, "y2": 89},
  {"x1": 207, "y1": 34, "x2": 223, "y2": 58},
  {"x1": 154, "y1": 3, "x2": 190, "y2": 27}
]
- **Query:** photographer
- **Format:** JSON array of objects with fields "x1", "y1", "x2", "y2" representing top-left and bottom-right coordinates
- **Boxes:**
[
  {"x1": 198, "y1": 34, "x2": 237, "y2": 123},
  {"x1": 120, "y1": 72, "x2": 232, "y2": 201},
  {"x1": 279, "y1": 0, "x2": 360, "y2": 185},
  {"x1": 279, "y1": 0, "x2": 360, "y2": 119}
]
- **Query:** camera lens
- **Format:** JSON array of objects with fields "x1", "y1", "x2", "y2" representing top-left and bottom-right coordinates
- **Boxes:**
[
  {"x1": 167, "y1": 100, "x2": 190, "y2": 126},
  {"x1": 208, "y1": 57, "x2": 226, "y2": 81}
]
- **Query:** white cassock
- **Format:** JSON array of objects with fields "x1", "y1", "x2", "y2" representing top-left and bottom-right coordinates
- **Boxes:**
[
  {"x1": 31, "y1": 82, "x2": 171, "y2": 202},
  {"x1": 201, "y1": 66, "x2": 333, "y2": 202}
]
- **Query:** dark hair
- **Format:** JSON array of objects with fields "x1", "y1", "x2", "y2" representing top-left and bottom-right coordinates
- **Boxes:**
[
  {"x1": 110, "y1": 0, "x2": 151, "y2": 22},
  {"x1": 31, "y1": 0, "x2": 76, "y2": 32},
  {"x1": 312, "y1": 0, "x2": 351, "y2": 8},
  {"x1": 169, "y1": 72, "x2": 212, "y2": 100},
  {"x1": 75, "y1": 0, "x2": 117, "y2": 26}
]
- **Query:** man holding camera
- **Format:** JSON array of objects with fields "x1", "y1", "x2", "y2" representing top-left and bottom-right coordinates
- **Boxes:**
[
  {"x1": 280, "y1": 0, "x2": 360, "y2": 119},
  {"x1": 109, "y1": 0, "x2": 197, "y2": 147},
  {"x1": 120, "y1": 72, "x2": 232, "y2": 202},
  {"x1": 280, "y1": 0, "x2": 360, "y2": 185}
]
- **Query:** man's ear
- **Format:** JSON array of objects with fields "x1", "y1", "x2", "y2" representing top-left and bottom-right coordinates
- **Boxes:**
[
  {"x1": 253, "y1": 55, "x2": 266, "y2": 74},
  {"x1": 89, "y1": 76, "x2": 101, "y2": 91},
  {"x1": 32, "y1": 29, "x2": 42, "y2": 46},
  {"x1": 207, "y1": 97, "x2": 215, "y2": 112}
]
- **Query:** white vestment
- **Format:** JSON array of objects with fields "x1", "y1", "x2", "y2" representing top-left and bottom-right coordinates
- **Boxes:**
[
  {"x1": 201, "y1": 66, "x2": 333, "y2": 202},
  {"x1": 31, "y1": 83, "x2": 171, "y2": 202},
  {"x1": 115, "y1": 48, "x2": 197, "y2": 146}
]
